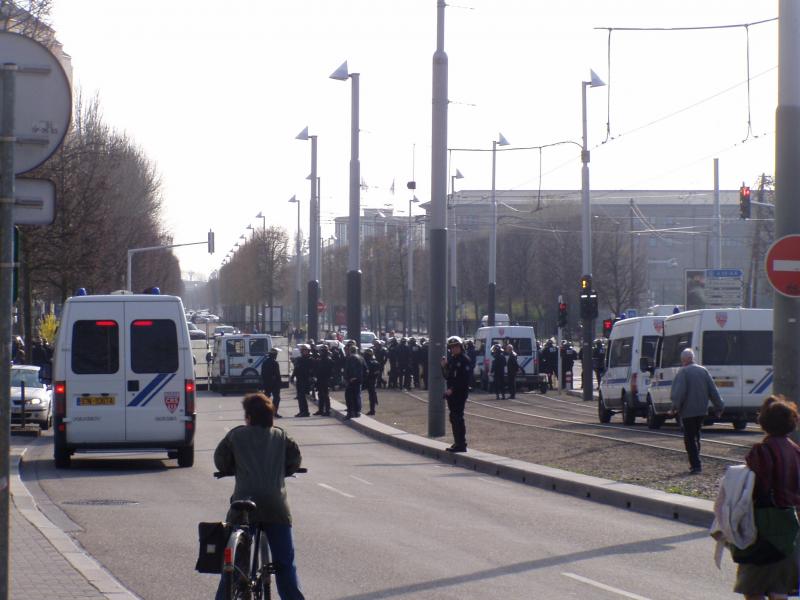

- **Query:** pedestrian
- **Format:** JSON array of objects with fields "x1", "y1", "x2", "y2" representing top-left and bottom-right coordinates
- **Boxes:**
[
  {"x1": 505, "y1": 344, "x2": 520, "y2": 399},
  {"x1": 260, "y1": 347, "x2": 283, "y2": 418},
  {"x1": 213, "y1": 393, "x2": 305, "y2": 600},
  {"x1": 541, "y1": 339, "x2": 558, "y2": 389},
  {"x1": 592, "y1": 339, "x2": 606, "y2": 389},
  {"x1": 313, "y1": 345, "x2": 334, "y2": 416},
  {"x1": 465, "y1": 339, "x2": 477, "y2": 373},
  {"x1": 290, "y1": 345, "x2": 313, "y2": 417},
  {"x1": 387, "y1": 338, "x2": 399, "y2": 389},
  {"x1": 419, "y1": 338, "x2": 429, "y2": 390},
  {"x1": 374, "y1": 340, "x2": 388, "y2": 388},
  {"x1": 669, "y1": 348, "x2": 724, "y2": 474},
  {"x1": 408, "y1": 337, "x2": 421, "y2": 388},
  {"x1": 561, "y1": 342, "x2": 578, "y2": 389},
  {"x1": 491, "y1": 344, "x2": 506, "y2": 400},
  {"x1": 397, "y1": 338, "x2": 411, "y2": 389},
  {"x1": 440, "y1": 336, "x2": 471, "y2": 453},
  {"x1": 343, "y1": 345, "x2": 365, "y2": 419},
  {"x1": 728, "y1": 395, "x2": 800, "y2": 599},
  {"x1": 363, "y1": 347, "x2": 380, "y2": 415}
]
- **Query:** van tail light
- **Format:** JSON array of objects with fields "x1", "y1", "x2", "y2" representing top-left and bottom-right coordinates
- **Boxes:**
[
  {"x1": 219, "y1": 359, "x2": 226, "y2": 376},
  {"x1": 631, "y1": 372, "x2": 638, "y2": 394},
  {"x1": 54, "y1": 381, "x2": 66, "y2": 417},
  {"x1": 185, "y1": 380, "x2": 195, "y2": 414}
]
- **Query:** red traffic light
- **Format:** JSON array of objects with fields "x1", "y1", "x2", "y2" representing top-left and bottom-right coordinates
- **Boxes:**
[
  {"x1": 740, "y1": 186, "x2": 751, "y2": 199},
  {"x1": 559, "y1": 303, "x2": 567, "y2": 312}
]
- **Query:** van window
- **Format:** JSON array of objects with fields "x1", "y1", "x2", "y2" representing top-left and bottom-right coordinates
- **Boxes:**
[
  {"x1": 72, "y1": 320, "x2": 119, "y2": 374},
  {"x1": 131, "y1": 320, "x2": 178, "y2": 374},
  {"x1": 226, "y1": 339, "x2": 245, "y2": 357},
  {"x1": 609, "y1": 337, "x2": 633, "y2": 367},
  {"x1": 491, "y1": 338, "x2": 533, "y2": 355},
  {"x1": 474, "y1": 338, "x2": 485, "y2": 354},
  {"x1": 661, "y1": 332, "x2": 693, "y2": 368},
  {"x1": 249, "y1": 338, "x2": 269, "y2": 356},
  {"x1": 641, "y1": 336, "x2": 660, "y2": 361},
  {"x1": 703, "y1": 330, "x2": 772, "y2": 366}
]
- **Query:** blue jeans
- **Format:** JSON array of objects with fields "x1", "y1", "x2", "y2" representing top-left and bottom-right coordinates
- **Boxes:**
[{"x1": 215, "y1": 524, "x2": 305, "y2": 600}]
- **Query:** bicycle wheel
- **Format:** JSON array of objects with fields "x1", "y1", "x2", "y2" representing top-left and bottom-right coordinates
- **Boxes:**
[
  {"x1": 253, "y1": 530, "x2": 271, "y2": 600},
  {"x1": 224, "y1": 534, "x2": 252, "y2": 600}
]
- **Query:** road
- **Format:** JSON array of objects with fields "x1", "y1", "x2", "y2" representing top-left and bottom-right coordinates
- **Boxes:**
[{"x1": 18, "y1": 390, "x2": 738, "y2": 599}]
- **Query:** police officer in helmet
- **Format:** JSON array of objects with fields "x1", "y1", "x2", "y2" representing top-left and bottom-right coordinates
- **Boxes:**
[{"x1": 440, "y1": 336, "x2": 471, "y2": 453}]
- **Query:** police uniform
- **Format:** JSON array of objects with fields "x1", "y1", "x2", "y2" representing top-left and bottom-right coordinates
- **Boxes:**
[{"x1": 441, "y1": 345, "x2": 472, "y2": 452}]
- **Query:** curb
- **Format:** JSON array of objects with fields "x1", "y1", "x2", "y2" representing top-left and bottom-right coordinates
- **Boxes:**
[
  {"x1": 10, "y1": 448, "x2": 141, "y2": 600},
  {"x1": 325, "y1": 397, "x2": 715, "y2": 528}
]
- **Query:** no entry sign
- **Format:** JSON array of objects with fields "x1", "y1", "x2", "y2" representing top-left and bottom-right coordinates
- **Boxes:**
[{"x1": 766, "y1": 234, "x2": 800, "y2": 297}]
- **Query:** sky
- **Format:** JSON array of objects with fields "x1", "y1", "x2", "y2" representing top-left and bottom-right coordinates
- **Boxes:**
[{"x1": 49, "y1": 0, "x2": 778, "y2": 278}]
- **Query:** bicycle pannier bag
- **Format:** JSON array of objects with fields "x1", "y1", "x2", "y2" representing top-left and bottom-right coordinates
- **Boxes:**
[{"x1": 195, "y1": 521, "x2": 230, "y2": 574}]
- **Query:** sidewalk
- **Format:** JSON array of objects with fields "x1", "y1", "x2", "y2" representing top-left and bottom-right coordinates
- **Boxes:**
[{"x1": 9, "y1": 448, "x2": 138, "y2": 600}]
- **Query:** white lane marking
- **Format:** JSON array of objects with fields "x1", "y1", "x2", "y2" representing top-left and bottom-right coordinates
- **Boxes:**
[
  {"x1": 318, "y1": 483, "x2": 355, "y2": 498},
  {"x1": 562, "y1": 573, "x2": 652, "y2": 600},
  {"x1": 349, "y1": 475, "x2": 373, "y2": 486}
]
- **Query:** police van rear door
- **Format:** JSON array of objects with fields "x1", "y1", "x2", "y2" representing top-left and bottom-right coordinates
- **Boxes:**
[
  {"x1": 700, "y1": 310, "x2": 743, "y2": 415},
  {"x1": 124, "y1": 303, "x2": 184, "y2": 442},
  {"x1": 66, "y1": 302, "x2": 126, "y2": 444},
  {"x1": 740, "y1": 309, "x2": 773, "y2": 413}
]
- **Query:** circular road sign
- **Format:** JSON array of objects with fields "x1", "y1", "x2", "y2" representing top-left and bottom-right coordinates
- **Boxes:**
[
  {"x1": 0, "y1": 32, "x2": 72, "y2": 175},
  {"x1": 765, "y1": 234, "x2": 800, "y2": 297},
  {"x1": 317, "y1": 300, "x2": 326, "y2": 313}
]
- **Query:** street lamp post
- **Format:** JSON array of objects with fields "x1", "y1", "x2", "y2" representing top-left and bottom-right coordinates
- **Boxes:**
[
  {"x1": 488, "y1": 133, "x2": 509, "y2": 327},
  {"x1": 288, "y1": 195, "x2": 302, "y2": 334},
  {"x1": 330, "y1": 61, "x2": 361, "y2": 343},
  {"x1": 580, "y1": 69, "x2": 606, "y2": 402},
  {"x1": 296, "y1": 127, "x2": 319, "y2": 341},
  {"x1": 449, "y1": 168, "x2": 463, "y2": 334},
  {"x1": 405, "y1": 194, "x2": 419, "y2": 336}
]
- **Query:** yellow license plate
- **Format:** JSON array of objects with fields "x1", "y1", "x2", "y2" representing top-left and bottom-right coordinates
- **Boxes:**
[
  {"x1": 77, "y1": 396, "x2": 115, "y2": 406},
  {"x1": 714, "y1": 380, "x2": 735, "y2": 388}
]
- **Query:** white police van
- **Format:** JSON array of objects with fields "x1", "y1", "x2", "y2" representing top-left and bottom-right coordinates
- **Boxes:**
[
  {"x1": 473, "y1": 325, "x2": 548, "y2": 393},
  {"x1": 644, "y1": 308, "x2": 772, "y2": 430},
  {"x1": 52, "y1": 291, "x2": 196, "y2": 468},
  {"x1": 209, "y1": 333, "x2": 273, "y2": 394},
  {"x1": 598, "y1": 316, "x2": 663, "y2": 425}
]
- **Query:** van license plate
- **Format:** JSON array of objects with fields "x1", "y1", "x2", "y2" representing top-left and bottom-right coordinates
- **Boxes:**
[
  {"x1": 714, "y1": 380, "x2": 735, "y2": 388},
  {"x1": 77, "y1": 396, "x2": 115, "y2": 406}
]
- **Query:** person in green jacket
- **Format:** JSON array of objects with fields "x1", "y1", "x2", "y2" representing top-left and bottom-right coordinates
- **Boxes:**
[{"x1": 214, "y1": 393, "x2": 305, "y2": 600}]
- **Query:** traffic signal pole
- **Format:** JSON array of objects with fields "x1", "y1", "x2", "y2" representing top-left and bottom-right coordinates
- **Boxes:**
[{"x1": 774, "y1": 0, "x2": 800, "y2": 405}]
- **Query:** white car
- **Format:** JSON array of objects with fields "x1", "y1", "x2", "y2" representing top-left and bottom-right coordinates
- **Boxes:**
[
  {"x1": 11, "y1": 365, "x2": 52, "y2": 430},
  {"x1": 360, "y1": 331, "x2": 377, "y2": 350}
]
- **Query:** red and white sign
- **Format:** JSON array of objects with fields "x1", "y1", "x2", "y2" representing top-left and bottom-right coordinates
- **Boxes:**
[
  {"x1": 164, "y1": 392, "x2": 180, "y2": 413},
  {"x1": 766, "y1": 235, "x2": 800, "y2": 297},
  {"x1": 317, "y1": 300, "x2": 327, "y2": 313},
  {"x1": 715, "y1": 312, "x2": 728, "y2": 328}
]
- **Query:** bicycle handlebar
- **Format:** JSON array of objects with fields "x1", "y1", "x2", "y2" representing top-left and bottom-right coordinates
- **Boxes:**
[{"x1": 214, "y1": 467, "x2": 307, "y2": 479}]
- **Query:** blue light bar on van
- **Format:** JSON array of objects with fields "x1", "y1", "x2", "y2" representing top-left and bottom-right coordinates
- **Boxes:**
[
  {"x1": 150, "y1": 287, "x2": 160, "y2": 295},
  {"x1": 76, "y1": 288, "x2": 87, "y2": 296}
]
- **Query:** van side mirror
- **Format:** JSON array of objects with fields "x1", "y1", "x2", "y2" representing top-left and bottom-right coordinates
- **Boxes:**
[{"x1": 639, "y1": 357, "x2": 654, "y2": 374}]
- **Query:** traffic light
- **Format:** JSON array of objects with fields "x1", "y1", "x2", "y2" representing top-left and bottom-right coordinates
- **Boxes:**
[
  {"x1": 739, "y1": 185, "x2": 751, "y2": 219},
  {"x1": 207, "y1": 229, "x2": 215, "y2": 254},
  {"x1": 602, "y1": 318, "x2": 613, "y2": 338},
  {"x1": 579, "y1": 275, "x2": 598, "y2": 320},
  {"x1": 557, "y1": 302, "x2": 568, "y2": 328}
]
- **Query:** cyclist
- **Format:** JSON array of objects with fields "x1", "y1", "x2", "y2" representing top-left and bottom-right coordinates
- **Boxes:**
[{"x1": 214, "y1": 393, "x2": 306, "y2": 600}]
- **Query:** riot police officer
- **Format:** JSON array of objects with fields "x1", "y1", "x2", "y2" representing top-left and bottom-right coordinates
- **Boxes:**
[
  {"x1": 440, "y1": 336, "x2": 471, "y2": 453},
  {"x1": 314, "y1": 345, "x2": 335, "y2": 416},
  {"x1": 363, "y1": 347, "x2": 380, "y2": 415},
  {"x1": 291, "y1": 344, "x2": 313, "y2": 417},
  {"x1": 260, "y1": 347, "x2": 283, "y2": 418}
]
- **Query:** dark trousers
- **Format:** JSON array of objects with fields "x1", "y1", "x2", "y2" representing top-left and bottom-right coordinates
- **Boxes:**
[
  {"x1": 446, "y1": 392, "x2": 467, "y2": 448},
  {"x1": 366, "y1": 383, "x2": 378, "y2": 412},
  {"x1": 507, "y1": 375, "x2": 517, "y2": 399},
  {"x1": 345, "y1": 382, "x2": 362, "y2": 416},
  {"x1": 494, "y1": 374, "x2": 506, "y2": 399},
  {"x1": 215, "y1": 524, "x2": 305, "y2": 600},
  {"x1": 295, "y1": 380, "x2": 310, "y2": 415},
  {"x1": 317, "y1": 383, "x2": 330, "y2": 414},
  {"x1": 388, "y1": 364, "x2": 398, "y2": 388},
  {"x1": 266, "y1": 387, "x2": 281, "y2": 415},
  {"x1": 682, "y1": 415, "x2": 704, "y2": 469}
]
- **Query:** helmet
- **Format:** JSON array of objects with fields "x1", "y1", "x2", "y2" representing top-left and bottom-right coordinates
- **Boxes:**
[
  {"x1": 419, "y1": 337, "x2": 427, "y2": 344},
  {"x1": 363, "y1": 348, "x2": 374, "y2": 357},
  {"x1": 300, "y1": 344, "x2": 310, "y2": 352},
  {"x1": 319, "y1": 345, "x2": 329, "y2": 354},
  {"x1": 447, "y1": 336, "x2": 464, "y2": 348},
  {"x1": 348, "y1": 345, "x2": 359, "y2": 354},
  {"x1": 409, "y1": 337, "x2": 416, "y2": 343},
  {"x1": 269, "y1": 348, "x2": 279, "y2": 356},
  {"x1": 400, "y1": 337, "x2": 408, "y2": 344}
]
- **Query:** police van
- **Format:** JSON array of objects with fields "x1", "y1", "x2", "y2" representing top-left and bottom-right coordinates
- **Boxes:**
[
  {"x1": 472, "y1": 325, "x2": 547, "y2": 393},
  {"x1": 209, "y1": 333, "x2": 273, "y2": 394},
  {"x1": 598, "y1": 316, "x2": 663, "y2": 425},
  {"x1": 644, "y1": 308, "x2": 772, "y2": 430},
  {"x1": 52, "y1": 292, "x2": 196, "y2": 469}
]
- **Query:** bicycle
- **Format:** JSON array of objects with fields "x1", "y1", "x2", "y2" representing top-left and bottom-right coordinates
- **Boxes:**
[{"x1": 214, "y1": 468, "x2": 306, "y2": 600}]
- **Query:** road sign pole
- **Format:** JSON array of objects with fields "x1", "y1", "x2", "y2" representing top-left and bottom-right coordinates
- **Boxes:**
[
  {"x1": 0, "y1": 62, "x2": 17, "y2": 600},
  {"x1": 774, "y1": 0, "x2": 800, "y2": 405}
]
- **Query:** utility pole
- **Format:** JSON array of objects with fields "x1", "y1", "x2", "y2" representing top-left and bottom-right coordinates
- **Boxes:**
[
  {"x1": 774, "y1": 0, "x2": 800, "y2": 404},
  {"x1": 713, "y1": 158, "x2": 721, "y2": 269}
]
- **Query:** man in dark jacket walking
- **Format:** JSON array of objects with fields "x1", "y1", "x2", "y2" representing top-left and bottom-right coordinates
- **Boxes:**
[
  {"x1": 670, "y1": 348, "x2": 725, "y2": 474},
  {"x1": 260, "y1": 348, "x2": 284, "y2": 418},
  {"x1": 344, "y1": 345, "x2": 365, "y2": 419}
]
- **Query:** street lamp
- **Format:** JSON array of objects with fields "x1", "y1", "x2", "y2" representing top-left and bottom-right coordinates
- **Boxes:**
[
  {"x1": 580, "y1": 69, "x2": 606, "y2": 402},
  {"x1": 288, "y1": 195, "x2": 302, "y2": 333},
  {"x1": 488, "y1": 133, "x2": 509, "y2": 327},
  {"x1": 256, "y1": 212, "x2": 265, "y2": 231},
  {"x1": 405, "y1": 193, "x2": 420, "y2": 336},
  {"x1": 296, "y1": 126, "x2": 320, "y2": 341},
  {"x1": 449, "y1": 168, "x2": 464, "y2": 334},
  {"x1": 330, "y1": 60, "x2": 361, "y2": 343}
]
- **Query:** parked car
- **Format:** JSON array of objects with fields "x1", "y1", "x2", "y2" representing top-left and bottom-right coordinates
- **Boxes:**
[
  {"x1": 214, "y1": 325, "x2": 239, "y2": 336},
  {"x1": 10, "y1": 365, "x2": 52, "y2": 430},
  {"x1": 187, "y1": 323, "x2": 207, "y2": 340}
]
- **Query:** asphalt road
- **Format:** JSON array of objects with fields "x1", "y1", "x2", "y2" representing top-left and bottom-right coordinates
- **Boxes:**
[{"x1": 18, "y1": 390, "x2": 739, "y2": 599}]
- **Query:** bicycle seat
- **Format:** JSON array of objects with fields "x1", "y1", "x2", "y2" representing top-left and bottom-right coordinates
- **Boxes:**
[{"x1": 230, "y1": 500, "x2": 257, "y2": 513}]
